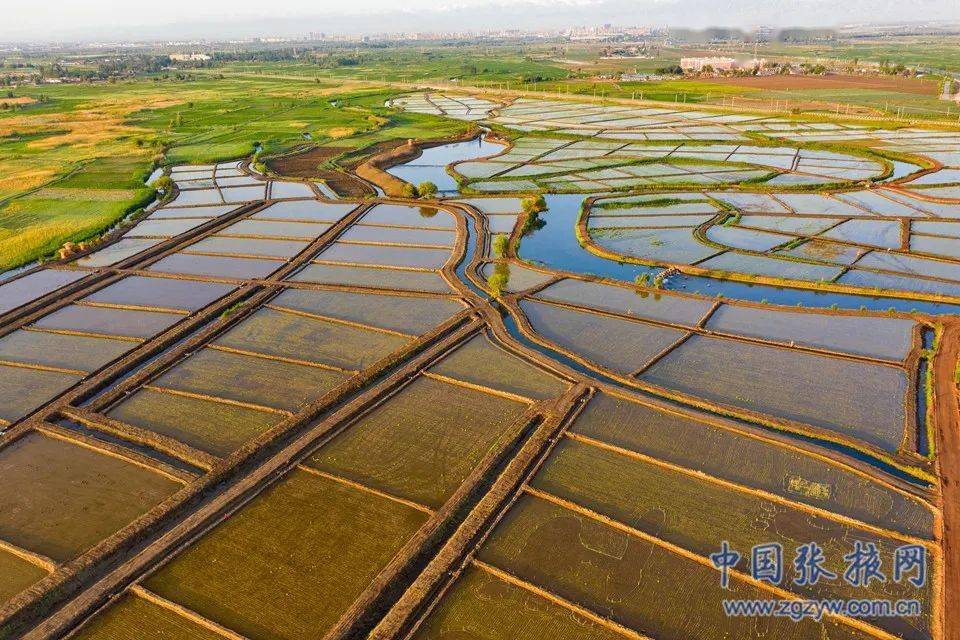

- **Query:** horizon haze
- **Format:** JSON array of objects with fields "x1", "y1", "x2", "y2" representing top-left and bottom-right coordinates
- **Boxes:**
[{"x1": 5, "y1": 0, "x2": 960, "y2": 43}]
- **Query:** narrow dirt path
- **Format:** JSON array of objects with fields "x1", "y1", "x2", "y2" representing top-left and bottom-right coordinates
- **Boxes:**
[{"x1": 933, "y1": 320, "x2": 960, "y2": 640}]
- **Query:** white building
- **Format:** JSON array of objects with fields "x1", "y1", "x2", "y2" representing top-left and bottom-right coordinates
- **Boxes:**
[
  {"x1": 680, "y1": 57, "x2": 737, "y2": 73},
  {"x1": 170, "y1": 53, "x2": 212, "y2": 62}
]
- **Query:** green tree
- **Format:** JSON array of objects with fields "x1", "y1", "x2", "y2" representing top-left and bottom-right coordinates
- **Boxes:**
[
  {"x1": 400, "y1": 183, "x2": 418, "y2": 198},
  {"x1": 493, "y1": 234, "x2": 509, "y2": 257},
  {"x1": 417, "y1": 181, "x2": 438, "y2": 198},
  {"x1": 521, "y1": 194, "x2": 546, "y2": 215},
  {"x1": 151, "y1": 175, "x2": 174, "y2": 192},
  {"x1": 487, "y1": 262, "x2": 510, "y2": 297}
]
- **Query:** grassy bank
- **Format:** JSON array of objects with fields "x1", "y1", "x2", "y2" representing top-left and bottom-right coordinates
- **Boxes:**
[{"x1": 0, "y1": 76, "x2": 471, "y2": 271}]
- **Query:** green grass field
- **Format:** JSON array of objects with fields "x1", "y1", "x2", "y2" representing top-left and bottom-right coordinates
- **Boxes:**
[{"x1": 0, "y1": 76, "x2": 471, "y2": 271}]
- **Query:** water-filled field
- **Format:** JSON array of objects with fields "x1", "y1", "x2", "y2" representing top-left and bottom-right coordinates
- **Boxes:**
[{"x1": 2, "y1": 91, "x2": 956, "y2": 640}]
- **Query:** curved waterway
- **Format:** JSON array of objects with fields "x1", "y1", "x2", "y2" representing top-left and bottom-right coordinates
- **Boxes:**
[
  {"x1": 458, "y1": 207, "x2": 933, "y2": 487},
  {"x1": 429, "y1": 141, "x2": 938, "y2": 488},
  {"x1": 518, "y1": 195, "x2": 960, "y2": 316},
  {"x1": 391, "y1": 138, "x2": 960, "y2": 315},
  {"x1": 387, "y1": 136, "x2": 505, "y2": 195}
]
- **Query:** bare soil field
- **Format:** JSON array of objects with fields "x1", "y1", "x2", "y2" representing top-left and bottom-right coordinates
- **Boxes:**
[
  {"x1": 266, "y1": 146, "x2": 349, "y2": 177},
  {"x1": 266, "y1": 146, "x2": 376, "y2": 197},
  {"x1": 707, "y1": 73, "x2": 938, "y2": 94}
]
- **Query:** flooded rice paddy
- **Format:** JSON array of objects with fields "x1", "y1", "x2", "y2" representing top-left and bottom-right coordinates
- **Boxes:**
[{"x1": 2, "y1": 94, "x2": 958, "y2": 640}]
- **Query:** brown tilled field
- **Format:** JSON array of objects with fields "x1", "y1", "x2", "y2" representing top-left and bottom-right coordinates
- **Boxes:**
[
  {"x1": 266, "y1": 146, "x2": 348, "y2": 177},
  {"x1": 266, "y1": 147, "x2": 375, "y2": 197},
  {"x1": 707, "y1": 73, "x2": 938, "y2": 94}
]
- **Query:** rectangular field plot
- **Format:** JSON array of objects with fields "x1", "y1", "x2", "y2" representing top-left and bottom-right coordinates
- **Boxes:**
[
  {"x1": 287, "y1": 264, "x2": 452, "y2": 293},
  {"x1": 147, "y1": 204, "x2": 237, "y2": 220},
  {"x1": 779, "y1": 239, "x2": 863, "y2": 266},
  {"x1": 75, "y1": 239, "x2": 161, "y2": 268},
  {"x1": 217, "y1": 176, "x2": 263, "y2": 188},
  {"x1": 534, "y1": 278, "x2": 713, "y2": 326},
  {"x1": 480, "y1": 262, "x2": 554, "y2": 292},
  {"x1": 476, "y1": 495, "x2": 873, "y2": 640},
  {"x1": 570, "y1": 392, "x2": 934, "y2": 538},
  {"x1": 428, "y1": 333, "x2": 567, "y2": 401},
  {"x1": 520, "y1": 300, "x2": 687, "y2": 374},
  {"x1": 836, "y1": 191, "x2": 927, "y2": 217},
  {"x1": 820, "y1": 220, "x2": 902, "y2": 249},
  {"x1": 106, "y1": 388, "x2": 282, "y2": 456},
  {"x1": 0, "y1": 329, "x2": 133, "y2": 372},
  {"x1": 217, "y1": 219, "x2": 333, "y2": 240},
  {"x1": 0, "y1": 548, "x2": 48, "y2": 605},
  {"x1": 307, "y1": 375, "x2": 529, "y2": 509},
  {"x1": 81, "y1": 276, "x2": 234, "y2": 312},
  {"x1": 269, "y1": 181, "x2": 320, "y2": 199},
  {"x1": 269, "y1": 288, "x2": 463, "y2": 335},
  {"x1": 704, "y1": 304, "x2": 915, "y2": 361},
  {"x1": 183, "y1": 236, "x2": 309, "y2": 259},
  {"x1": 0, "y1": 270, "x2": 87, "y2": 315},
  {"x1": 532, "y1": 439, "x2": 930, "y2": 638},
  {"x1": 0, "y1": 432, "x2": 180, "y2": 561},
  {"x1": 32, "y1": 305, "x2": 183, "y2": 340},
  {"x1": 167, "y1": 189, "x2": 223, "y2": 207},
  {"x1": 316, "y1": 243, "x2": 450, "y2": 270},
  {"x1": 339, "y1": 225, "x2": 457, "y2": 247},
  {"x1": 360, "y1": 204, "x2": 457, "y2": 229},
  {"x1": 641, "y1": 334, "x2": 908, "y2": 453},
  {"x1": 73, "y1": 593, "x2": 227, "y2": 640},
  {"x1": 0, "y1": 365, "x2": 81, "y2": 423},
  {"x1": 837, "y1": 268, "x2": 960, "y2": 296},
  {"x1": 213, "y1": 307, "x2": 409, "y2": 370},
  {"x1": 855, "y1": 251, "x2": 960, "y2": 283},
  {"x1": 220, "y1": 185, "x2": 266, "y2": 203},
  {"x1": 457, "y1": 198, "x2": 523, "y2": 214},
  {"x1": 171, "y1": 168, "x2": 213, "y2": 178},
  {"x1": 738, "y1": 215, "x2": 843, "y2": 235},
  {"x1": 705, "y1": 225, "x2": 794, "y2": 252},
  {"x1": 775, "y1": 194, "x2": 873, "y2": 216},
  {"x1": 150, "y1": 348, "x2": 347, "y2": 412},
  {"x1": 588, "y1": 214, "x2": 715, "y2": 229},
  {"x1": 412, "y1": 564, "x2": 628, "y2": 640},
  {"x1": 174, "y1": 179, "x2": 215, "y2": 190},
  {"x1": 252, "y1": 200, "x2": 355, "y2": 222},
  {"x1": 147, "y1": 254, "x2": 283, "y2": 280},
  {"x1": 593, "y1": 227, "x2": 720, "y2": 264},
  {"x1": 708, "y1": 192, "x2": 792, "y2": 213},
  {"x1": 485, "y1": 215, "x2": 518, "y2": 234},
  {"x1": 126, "y1": 219, "x2": 210, "y2": 238},
  {"x1": 909, "y1": 234, "x2": 960, "y2": 260},
  {"x1": 697, "y1": 252, "x2": 842, "y2": 282},
  {"x1": 143, "y1": 468, "x2": 428, "y2": 640}
]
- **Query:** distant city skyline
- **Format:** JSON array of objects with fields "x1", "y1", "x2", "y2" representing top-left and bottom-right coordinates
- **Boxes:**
[{"x1": 4, "y1": 0, "x2": 960, "y2": 43}]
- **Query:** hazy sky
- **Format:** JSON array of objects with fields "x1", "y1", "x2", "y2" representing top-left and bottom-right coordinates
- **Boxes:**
[{"x1": 5, "y1": 0, "x2": 960, "y2": 42}]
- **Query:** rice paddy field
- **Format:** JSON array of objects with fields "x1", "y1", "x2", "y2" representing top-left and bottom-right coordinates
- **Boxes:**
[{"x1": 2, "y1": 77, "x2": 960, "y2": 640}]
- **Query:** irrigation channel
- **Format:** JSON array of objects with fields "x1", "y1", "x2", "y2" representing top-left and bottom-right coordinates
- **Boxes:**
[
  {"x1": 382, "y1": 135, "x2": 960, "y2": 315},
  {"x1": 450, "y1": 195, "x2": 937, "y2": 489},
  {"x1": 364, "y1": 129, "x2": 960, "y2": 315},
  {"x1": 516, "y1": 194, "x2": 960, "y2": 316},
  {"x1": 376, "y1": 130, "x2": 959, "y2": 486}
]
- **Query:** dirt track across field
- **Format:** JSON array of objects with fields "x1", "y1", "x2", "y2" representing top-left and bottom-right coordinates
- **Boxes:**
[{"x1": 933, "y1": 320, "x2": 960, "y2": 640}]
